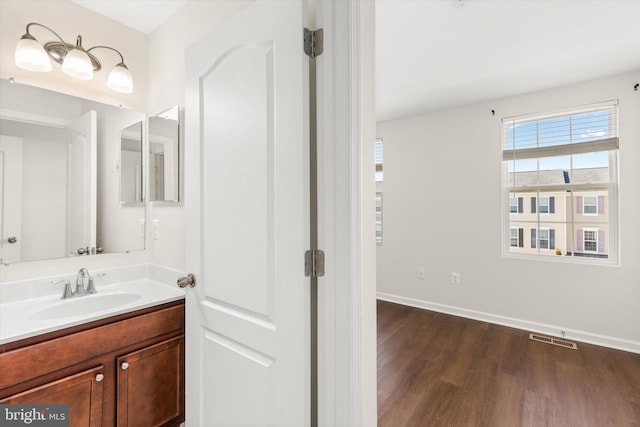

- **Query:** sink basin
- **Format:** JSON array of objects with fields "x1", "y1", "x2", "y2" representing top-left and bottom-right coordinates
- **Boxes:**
[{"x1": 29, "y1": 293, "x2": 142, "y2": 321}]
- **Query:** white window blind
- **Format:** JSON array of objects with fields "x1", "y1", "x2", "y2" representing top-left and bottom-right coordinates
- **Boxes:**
[
  {"x1": 375, "y1": 138, "x2": 384, "y2": 183},
  {"x1": 502, "y1": 100, "x2": 618, "y2": 161}
]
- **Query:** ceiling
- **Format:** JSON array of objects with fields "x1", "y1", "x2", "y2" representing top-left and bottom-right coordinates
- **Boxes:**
[
  {"x1": 72, "y1": 0, "x2": 640, "y2": 121},
  {"x1": 71, "y1": 0, "x2": 188, "y2": 34},
  {"x1": 376, "y1": 0, "x2": 640, "y2": 121}
]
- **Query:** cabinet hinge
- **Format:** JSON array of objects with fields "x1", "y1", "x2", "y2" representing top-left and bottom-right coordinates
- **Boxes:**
[
  {"x1": 305, "y1": 249, "x2": 325, "y2": 278},
  {"x1": 304, "y1": 28, "x2": 324, "y2": 59}
]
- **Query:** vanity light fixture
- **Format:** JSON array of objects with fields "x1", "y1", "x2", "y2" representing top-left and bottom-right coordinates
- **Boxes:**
[{"x1": 14, "y1": 22, "x2": 134, "y2": 94}]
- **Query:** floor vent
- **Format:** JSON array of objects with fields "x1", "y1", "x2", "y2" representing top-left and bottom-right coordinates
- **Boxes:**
[{"x1": 529, "y1": 333, "x2": 578, "y2": 350}]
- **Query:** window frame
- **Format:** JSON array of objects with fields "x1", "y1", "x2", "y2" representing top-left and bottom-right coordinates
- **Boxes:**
[
  {"x1": 539, "y1": 197, "x2": 550, "y2": 214},
  {"x1": 583, "y1": 227, "x2": 599, "y2": 254},
  {"x1": 583, "y1": 196, "x2": 598, "y2": 216},
  {"x1": 375, "y1": 138, "x2": 383, "y2": 183},
  {"x1": 375, "y1": 192, "x2": 383, "y2": 245},
  {"x1": 510, "y1": 226, "x2": 519, "y2": 247},
  {"x1": 501, "y1": 101, "x2": 619, "y2": 265},
  {"x1": 539, "y1": 227, "x2": 550, "y2": 250},
  {"x1": 509, "y1": 198, "x2": 518, "y2": 214}
]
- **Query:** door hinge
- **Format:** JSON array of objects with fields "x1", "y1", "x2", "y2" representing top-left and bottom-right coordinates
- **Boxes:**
[
  {"x1": 304, "y1": 28, "x2": 324, "y2": 59},
  {"x1": 305, "y1": 249, "x2": 325, "y2": 278}
]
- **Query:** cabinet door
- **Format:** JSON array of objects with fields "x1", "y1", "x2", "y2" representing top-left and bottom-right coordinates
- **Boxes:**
[
  {"x1": 0, "y1": 365, "x2": 104, "y2": 427},
  {"x1": 117, "y1": 336, "x2": 184, "y2": 427}
]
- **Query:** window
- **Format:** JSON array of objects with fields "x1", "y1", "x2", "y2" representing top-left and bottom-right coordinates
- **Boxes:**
[
  {"x1": 375, "y1": 138, "x2": 383, "y2": 245},
  {"x1": 375, "y1": 138, "x2": 383, "y2": 182},
  {"x1": 510, "y1": 227, "x2": 523, "y2": 247},
  {"x1": 530, "y1": 196, "x2": 555, "y2": 214},
  {"x1": 530, "y1": 226, "x2": 556, "y2": 250},
  {"x1": 583, "y1": 196, "x2": 598, "y2": 215},
  {"x1": 510, "y1": 197, "x2": 523, "y2": 214},
  {"x1": 539, "y1": 227, "x2": 552, "y2": 249},
  {"x1": 583, "y1": 228, "x2": 599, "y2": 253},
  {"x1": 376, "y1": 192, "x2": 383, "y2": 245},
  {"x1": 538, "y1": 197, "x2": 549, "y2": 214},
  {"x1": 502, "y1": 100, "x2": 618, "y2": 263}
]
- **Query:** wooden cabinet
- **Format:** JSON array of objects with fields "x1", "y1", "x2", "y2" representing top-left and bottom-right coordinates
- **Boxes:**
[
  {"x1": 0, "y1": 300, "x2": 184, "y2": 427},
  {"x1": 0, "y1": 365, "x2": 105, "y2": 426},
  {"x1": 117, "y1": 336, "x2": 184, "y2": 427}
]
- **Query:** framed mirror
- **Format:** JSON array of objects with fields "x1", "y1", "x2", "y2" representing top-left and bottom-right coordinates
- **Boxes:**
[
  {"x1": 148, "y1": 106, "x2": 179, "y2": 202},
  {"x1": 120, "y1": 121, "x2": 143, "y2": 204},
  {"x1": 0, "y1": 79, "x2": 146, "y2": 264}
]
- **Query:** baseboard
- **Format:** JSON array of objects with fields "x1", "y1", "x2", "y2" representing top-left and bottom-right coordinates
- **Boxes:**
[{"x1": 377, "y1": 292, "x2": 640, "y2": 355}]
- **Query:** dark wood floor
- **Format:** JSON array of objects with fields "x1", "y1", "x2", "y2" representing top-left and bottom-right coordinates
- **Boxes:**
[{"x1": 377, "y1": 300, "x2": 640, "y2": 427}]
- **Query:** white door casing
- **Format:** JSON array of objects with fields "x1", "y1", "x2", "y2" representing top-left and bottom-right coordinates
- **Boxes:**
[
  {"x1": 0, "y1": 135, "x2": 23, "y2": 264},
  {"x1": 66, "y1": 111, "x2": 97, "y2": 256},
  {"x1": 184, "y1": 1, "x2": 310, "y2": 425}
]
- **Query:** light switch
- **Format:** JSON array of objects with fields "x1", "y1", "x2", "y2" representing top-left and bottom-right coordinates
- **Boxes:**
[{"x1": 152, "y1": 219, "x2": 160, "y2": 240}]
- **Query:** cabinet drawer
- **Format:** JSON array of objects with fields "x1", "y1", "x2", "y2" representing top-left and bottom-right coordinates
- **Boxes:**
[{"x1": 0, "y1": 303, "x2": 184, "y2": 389}]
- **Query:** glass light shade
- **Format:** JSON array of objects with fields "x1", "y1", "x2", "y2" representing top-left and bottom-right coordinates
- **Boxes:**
[
  {"x1": 15, "y1": 37, "x2": 52, "y2": 72},
  {"x1": 62, "y1": 48, "x2": 93, "y2": 80},
  {"x1": 107, "y1": 64, "x2": 133, "y2": 94}
]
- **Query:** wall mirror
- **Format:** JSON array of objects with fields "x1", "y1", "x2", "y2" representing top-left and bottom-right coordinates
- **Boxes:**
[
  {"x1": 120, "y1": 121, "x2": 143, "y2": 204},
  {"x1": 148, "y1": 105, "x2": 180, "y2": 202},
  {"x1": 0, "y1": 79, "x2": 146, "y2": 264}
]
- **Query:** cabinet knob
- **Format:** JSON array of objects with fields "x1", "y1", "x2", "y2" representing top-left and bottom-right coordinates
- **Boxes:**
[
  {"x1": 95, "y1": 373, "x2": 104, "y2": 382},
  {"x1": 121, "y1": 362, "x2": 129, "y2": 370}
]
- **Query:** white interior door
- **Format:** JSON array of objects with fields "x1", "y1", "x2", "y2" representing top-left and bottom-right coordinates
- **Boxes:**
[
  {"x1": 0, "y1": 135, "x2": 23, "y2": 264},
  {"x1": 185, "y1": 1, "x2": 309, "y2": 425},
  {"x1": 66, "y1": 111, "x2": 97, "y2": 256}
]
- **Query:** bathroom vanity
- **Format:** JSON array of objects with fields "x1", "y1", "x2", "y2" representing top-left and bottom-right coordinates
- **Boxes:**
[
  {"x1": 0, "y1": 300, "x2": 185, "y2": 426},
  {"x1": 0, "y1": 265, "x2": 186, "y2": 426}
]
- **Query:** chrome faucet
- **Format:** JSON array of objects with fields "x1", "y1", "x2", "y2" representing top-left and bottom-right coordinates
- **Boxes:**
[
  {"x1": 76, "y1": 268, "x2": 90, "y2": 296},
  {"x1": 76, "y1": 268, "x2": 97, "y2": 295},
  {"x1": 53, "y1": 268, "x2": 97, "y2": 299}
]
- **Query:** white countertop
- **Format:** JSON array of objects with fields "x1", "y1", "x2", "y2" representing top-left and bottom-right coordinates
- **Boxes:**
[{"x1": 0, "y1": 265, "x2": 185, "y2": 345}]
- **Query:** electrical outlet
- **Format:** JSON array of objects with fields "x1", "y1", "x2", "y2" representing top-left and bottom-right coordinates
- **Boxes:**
[
  {"x1": 417, "y1": 268, "x2": 425, "y2": 279},
  {"x1": 451, "y1": 272, "x2": 461, "y2": 284}
]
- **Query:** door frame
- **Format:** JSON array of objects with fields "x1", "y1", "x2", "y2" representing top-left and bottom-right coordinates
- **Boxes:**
[
  {"x1": 182, "y1": 0, "x2": 376, "y2": 425},
  {"x1": 316, "y1": 1, "x2": 376, "y2": 425}
]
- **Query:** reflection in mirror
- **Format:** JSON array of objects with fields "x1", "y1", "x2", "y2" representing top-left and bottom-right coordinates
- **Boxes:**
[
  {"x1": 148, "y1": 106, "x2": 179, "y2": 202},
  {"x1": 0, "y1": 79, "x2": 145, "y2": 264},
  {"x1": 120, "y1": 122, "x2": 143, "y2": 204}
]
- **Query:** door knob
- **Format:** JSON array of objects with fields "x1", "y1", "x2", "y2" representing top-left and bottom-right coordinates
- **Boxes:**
[
  {"x1": 177, "y1": 273, "x2": 196, "y2": 288},
  {"x1": 7, "y1": 237, "x2": 17, "y2": 244},
  {"x1": 121, "y1": 362, "x2": 129, "y2": 370},
  {"x1": 96, "y1": 373, "x2": 104, "y2": 382}
]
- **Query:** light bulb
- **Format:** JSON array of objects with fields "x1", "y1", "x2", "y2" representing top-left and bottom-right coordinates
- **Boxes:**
[
  {"x1": 15, "y1": 36, "x2": 52, "y2": 72},
  {"x1": 107, "y1": 63, "x2": 133, "y2": 94},
  {"x1": 62, "y1": 48, "x2": 93, "y2": 80}
]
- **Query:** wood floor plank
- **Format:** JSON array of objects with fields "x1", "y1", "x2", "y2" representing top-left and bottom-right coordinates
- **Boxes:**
[{"x1": 377, "y1": 300, "x2": 640, "y2": 427}]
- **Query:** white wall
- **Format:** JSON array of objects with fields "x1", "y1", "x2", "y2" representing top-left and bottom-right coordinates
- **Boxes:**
[
  {"x1": 146, "y1": 0, "x2": 252, "y2": 271},
  {"x1": 377, "y1": 71, "x2": 640, "y2": 352}
]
